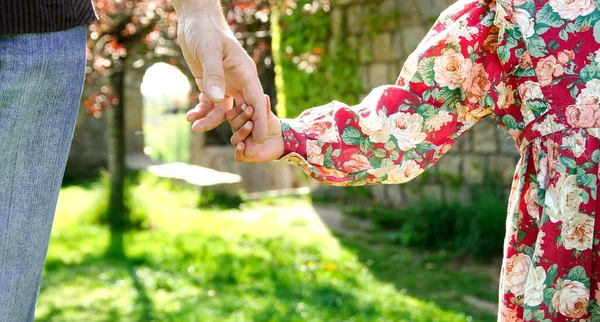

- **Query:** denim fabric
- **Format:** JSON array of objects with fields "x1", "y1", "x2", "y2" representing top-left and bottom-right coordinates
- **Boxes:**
[{"x1": 0, "y1": 25, "x2": 87, "y2": 322}]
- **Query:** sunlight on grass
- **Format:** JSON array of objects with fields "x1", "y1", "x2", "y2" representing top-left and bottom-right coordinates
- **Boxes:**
[{"x1": 38, "y1": 173, "x2": 495, "y2": 322}]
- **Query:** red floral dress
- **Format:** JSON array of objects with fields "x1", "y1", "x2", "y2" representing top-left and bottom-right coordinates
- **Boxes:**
[{"x1": 278, "y1": 0, "x2": 600, "y2": 320}]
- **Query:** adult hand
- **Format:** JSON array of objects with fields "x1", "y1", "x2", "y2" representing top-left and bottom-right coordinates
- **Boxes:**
[
  {"x1": 173, "y1": 0, "x2": 267, "y2": 143},
  {"x1": 226, "y1": 95, "x2": 284, "y2": 163}
]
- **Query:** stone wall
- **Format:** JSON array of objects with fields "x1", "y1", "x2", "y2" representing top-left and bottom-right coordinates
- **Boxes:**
[
  {"x1": 329, "y1": 0, "x2": 521, "y2": 207},
  {"x1": 66, "y1": 65, "x2": 147, "y2": 177}
]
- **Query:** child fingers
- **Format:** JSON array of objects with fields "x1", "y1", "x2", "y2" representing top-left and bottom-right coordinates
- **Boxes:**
[
  {"x1": 230, "y1": 121, "x2": 253, "y2": 147},
  {"x1": 235, "y1": 142, "x2": 247, "y2": 162},
  {"x1": 229, "y1": 105, "x2": 253, "y2": 132},
  {"x1": 225, "y1": 102, "x2": 246, "y2": 123}
]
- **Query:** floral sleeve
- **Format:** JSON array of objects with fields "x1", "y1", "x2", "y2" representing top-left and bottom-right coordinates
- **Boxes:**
[{"x1": 279, "y1": 0, "x2": 508, "y2": 186}]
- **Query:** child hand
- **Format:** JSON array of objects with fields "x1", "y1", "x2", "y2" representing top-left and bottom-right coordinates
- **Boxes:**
[{"x1": 225, "y1": 95, "x2": 285, "y2": 163}]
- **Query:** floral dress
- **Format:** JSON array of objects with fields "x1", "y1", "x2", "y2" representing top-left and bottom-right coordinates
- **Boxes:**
[{"x1": 278, "y1": 0, "x2": 600, "y2": 320}]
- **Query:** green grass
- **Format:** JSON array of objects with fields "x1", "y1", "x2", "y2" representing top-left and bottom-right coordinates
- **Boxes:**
[
  {"x1": 143, "y1": 108, "x2": 191, "y2": 163},
  {"x1": 38, "y1": 173, "x2": 499, "y2": 321}
]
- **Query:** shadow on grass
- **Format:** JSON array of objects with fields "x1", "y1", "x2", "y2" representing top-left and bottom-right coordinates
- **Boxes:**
[
  {"x1": 311, "y1": 206, "x2": 500, "y2": 322},
  {"x1": 39, "y1": 232, "x2": 154, "y2": 322},
  {"x1": 38, "y1": 229, "x2": 464, "y2": 322}
]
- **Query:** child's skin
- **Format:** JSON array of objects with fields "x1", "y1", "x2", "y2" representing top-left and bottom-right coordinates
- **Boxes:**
[{"x1": 224, "y1": 95, "x2": 285, "y2": 163}]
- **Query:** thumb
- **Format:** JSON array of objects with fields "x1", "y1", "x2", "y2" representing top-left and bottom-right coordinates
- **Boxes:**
[{"x1": 200, "y1": 51, "x2": 226, "y2": 103}]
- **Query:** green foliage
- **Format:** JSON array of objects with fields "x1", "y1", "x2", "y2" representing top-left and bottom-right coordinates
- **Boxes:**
[
  {"x1": 273, "y1": 1, "x2": 363, "y2": 118},
  {"x1": 344, "y1": 180, "x2": 508, "y2": 259},
  {"x1": 197, "y1": 189, "x2": 245, "y2": 210},
  {"x1": 84, "y1": 170, "x2": 149, "y2": 231},
  {"x1": 43, "y1": 177, "x2": 498, "y2": 321}
]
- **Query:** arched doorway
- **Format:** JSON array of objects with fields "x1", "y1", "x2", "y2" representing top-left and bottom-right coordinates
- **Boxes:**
[{"x1": 140, "y1": 63, "x2": 192, "y2": 163}]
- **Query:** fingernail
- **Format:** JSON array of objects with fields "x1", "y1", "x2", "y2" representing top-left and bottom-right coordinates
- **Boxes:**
[
  {"x1": 240, "y1": 103, "x2": 247, "y2": 110},
  {"x1": 236, "y1": 144, "x2": 243, "y2": 150},
  {"x1": 245, "y1": 108, "x2": 252, "y2": 116},
  {"x1": 209, "y1": 86, "x2": 224, "y2": 100},
  {"x1": 245, "y1": 122, "x2": 252, "y2": 130}
]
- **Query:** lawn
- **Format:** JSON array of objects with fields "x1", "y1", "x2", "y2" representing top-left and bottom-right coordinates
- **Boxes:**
[{"x1": 37, "y1": 173, "x2": 500, "y2": 322}]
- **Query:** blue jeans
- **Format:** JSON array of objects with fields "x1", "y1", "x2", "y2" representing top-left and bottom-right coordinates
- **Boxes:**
[{"x1": 0, "y1": 26, "x2": 87, "y2": 321}]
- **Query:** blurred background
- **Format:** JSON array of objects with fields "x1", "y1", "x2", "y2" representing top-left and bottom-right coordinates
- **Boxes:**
[{"x1": 38, "y1": 0, "x2": 521, "y2": 321}]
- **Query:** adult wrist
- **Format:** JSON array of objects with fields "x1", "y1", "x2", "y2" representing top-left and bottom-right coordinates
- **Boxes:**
[{"x1": 172, "y1": 0, "x2": 223, "y2": 22}]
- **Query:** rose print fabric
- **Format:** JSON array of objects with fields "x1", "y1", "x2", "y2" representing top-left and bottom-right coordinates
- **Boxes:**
[{"x1": 278, "y1": 0, "x2": 600, "y2": 320}]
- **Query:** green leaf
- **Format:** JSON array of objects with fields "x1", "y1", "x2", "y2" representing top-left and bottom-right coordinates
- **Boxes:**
[
  {"x1": 544, "y1": 288, "x2": 557, "y2": 314},
  {"x1": 594, "y1": 20, "x2": 600, "y2": 44},
  {"x1": 384, "y1": 140, "x2": 397, "y2": 151},
  {"x1": 332, "y1": 149, "x2": 341, "y2": 157},
  {"x1": 545, "y1": 264, "x2": 558, "y2": 286},
  {"x1": 373, "y1": 148, "x2": 387, "y2": 158},
  {"x1": 536, "y1": 4, "x2": 563, "y2": 28},
  {"x1": 415, "y1": 142, "x2": 435, "y2": 154},
  {"x1": 560, "y1": 28, "x2": 569, "y2": 41},
  {"x1": 566, "y1": 266, "x2": 590, "y2": 287},
  {"x1": 342, "y1": 127, "x2": 364, "y2": 145},
  {"x1": 528, "y1": 35, "x2": 549, "y2": 58},
  {"x1": 560, "y1": 156, "x2": 577, "y2": 169},
  {"x1": 497, "y1": 45, "x2": 511, "y2": 64},
  {"x1": 570, "y1": 85, "x2": 580, "y2": 99},
  {"x1": 593, "y1": 150, "x2": 600, "y2": 163},
  {"x1": 416, "y1": 104, "x2": 437, "y2": 118},
  {"x1": 323, "y1": 153, "x2": 334, "y2": 168},
  {"x1": 578, "y1": 172, "x2": 597, "y2": 188},
  {"x1": 582, "y1": 190, "x2": 590, "y2": 204},
  {"x1": 418, "y1": 57, "x2": 436, "y2": 87},
  {"x1": 381, "y1": 157, "x2": 395, "y2": 168},
  {"x1": 502, "y1": 115, "x2": 519, "y2": 130},
  {"x1": 529, "y1": 100, "x2": 549, "y2": 116},
  {"x1": 360, "y1": 139, "x2": 373, "y2": 153}
]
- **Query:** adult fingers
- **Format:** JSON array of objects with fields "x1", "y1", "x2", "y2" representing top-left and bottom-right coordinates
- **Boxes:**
[
  {"x1": 186, "y1": 93, "x2": 212, "y2": 122},
  {"x1": 230, "y1": 121, "x2": 253, "y2": 147},
  {"x1": 190, "y1": 96, "x2": 232, "y2": 132},
  {"x1": 242, "y1": 76, "x2": 267, "y2": 144},
  {"x1": 198, "y1": 46, "x2": 226, "y2": 103}
]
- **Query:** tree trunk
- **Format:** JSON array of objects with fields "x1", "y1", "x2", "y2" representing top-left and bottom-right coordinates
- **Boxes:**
[{"x1": 106, "y1": 68, "x2": 127, "y2": 233}]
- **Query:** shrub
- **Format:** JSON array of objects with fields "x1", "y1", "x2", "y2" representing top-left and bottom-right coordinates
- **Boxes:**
[
  {"x1": 197, "y1": 189, "x2": 244, "y2": 210},
  {"x1": 343, "y1": 181, "x2": 508, "y2": 259}
]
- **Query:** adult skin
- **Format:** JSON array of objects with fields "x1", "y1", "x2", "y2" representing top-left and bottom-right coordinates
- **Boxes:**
[{"x1": 171, "y1": 0, "x2": 268, "y2": 143}]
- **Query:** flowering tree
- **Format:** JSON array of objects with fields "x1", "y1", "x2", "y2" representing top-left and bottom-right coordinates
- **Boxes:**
[
  {"x1": 86, "y1": 0, "x2": 277, "y2": 232},
  {"x1": 85, "y1": 0, "x2": 181, "y2": 234}
]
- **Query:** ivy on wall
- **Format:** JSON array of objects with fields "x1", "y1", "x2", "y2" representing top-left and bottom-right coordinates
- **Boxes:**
[{"x1": 272, "y1": 0, "x2": 363, "y2": 118}]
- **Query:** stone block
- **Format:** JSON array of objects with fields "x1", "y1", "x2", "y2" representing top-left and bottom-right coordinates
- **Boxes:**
[
  {"x1": 369, "y1": 63, "x2": 391, "y2": 88},
  {"x1": 422, "y1": 184, "x2": 444, "y2": 202},
  {"x1": 402, "y1": 25, "x2": 428, "y2": 53},
  {"x1": 391, "y1": 31, "x2": 405, "y2": 60},
  {"x1": 396, "y1": 0, "x2": 422, "y2": 26},
  {"x1": 359, "y1": 65, "x2": 370, "y2": 92},
  {"x1": 454, "y1": 132, "x2": 472, "y2": 153},
  {"x1": 347, "y1": 6, "x2": 363, "y2": 35},
  {"x1": 419, "y1": 0, "x2": 449, "y2": 23},
  {"x1": 498, "y1": 128, "x2": 520, "y2": 156},
  {"x1": 389, "y1": 62, "x2": 401, "y2": 84},
  {"x1": 463, "y1": 155, "x2": 486, "y2": 184},
  {"x1": 436, "y1": 155, "x2": 462, "y2": 177},
  {"x1": 376, "y1": 0, "x2": 398, "y2": 31},
  {"x1": 334, "y1": 0, "x2": 354, "y2": 6},
  {"x1": 372, "y1": 32, "x2": 394, "y2": 62},
  {"x1": 488, "y1": 156, "x2": 519, "y2": 185},
  {"x1": 370, "y1": 185, "x2": 405, "y2": 208},
  {"x1": 359, "y1": 36, "x2": 373, "y2": 63},
  {"x1": 331, "y1": 8, "x2": 343, "y2": 37},
  {"x1": 472, "y1": 119, "x2": 499, "y2": 153}
]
